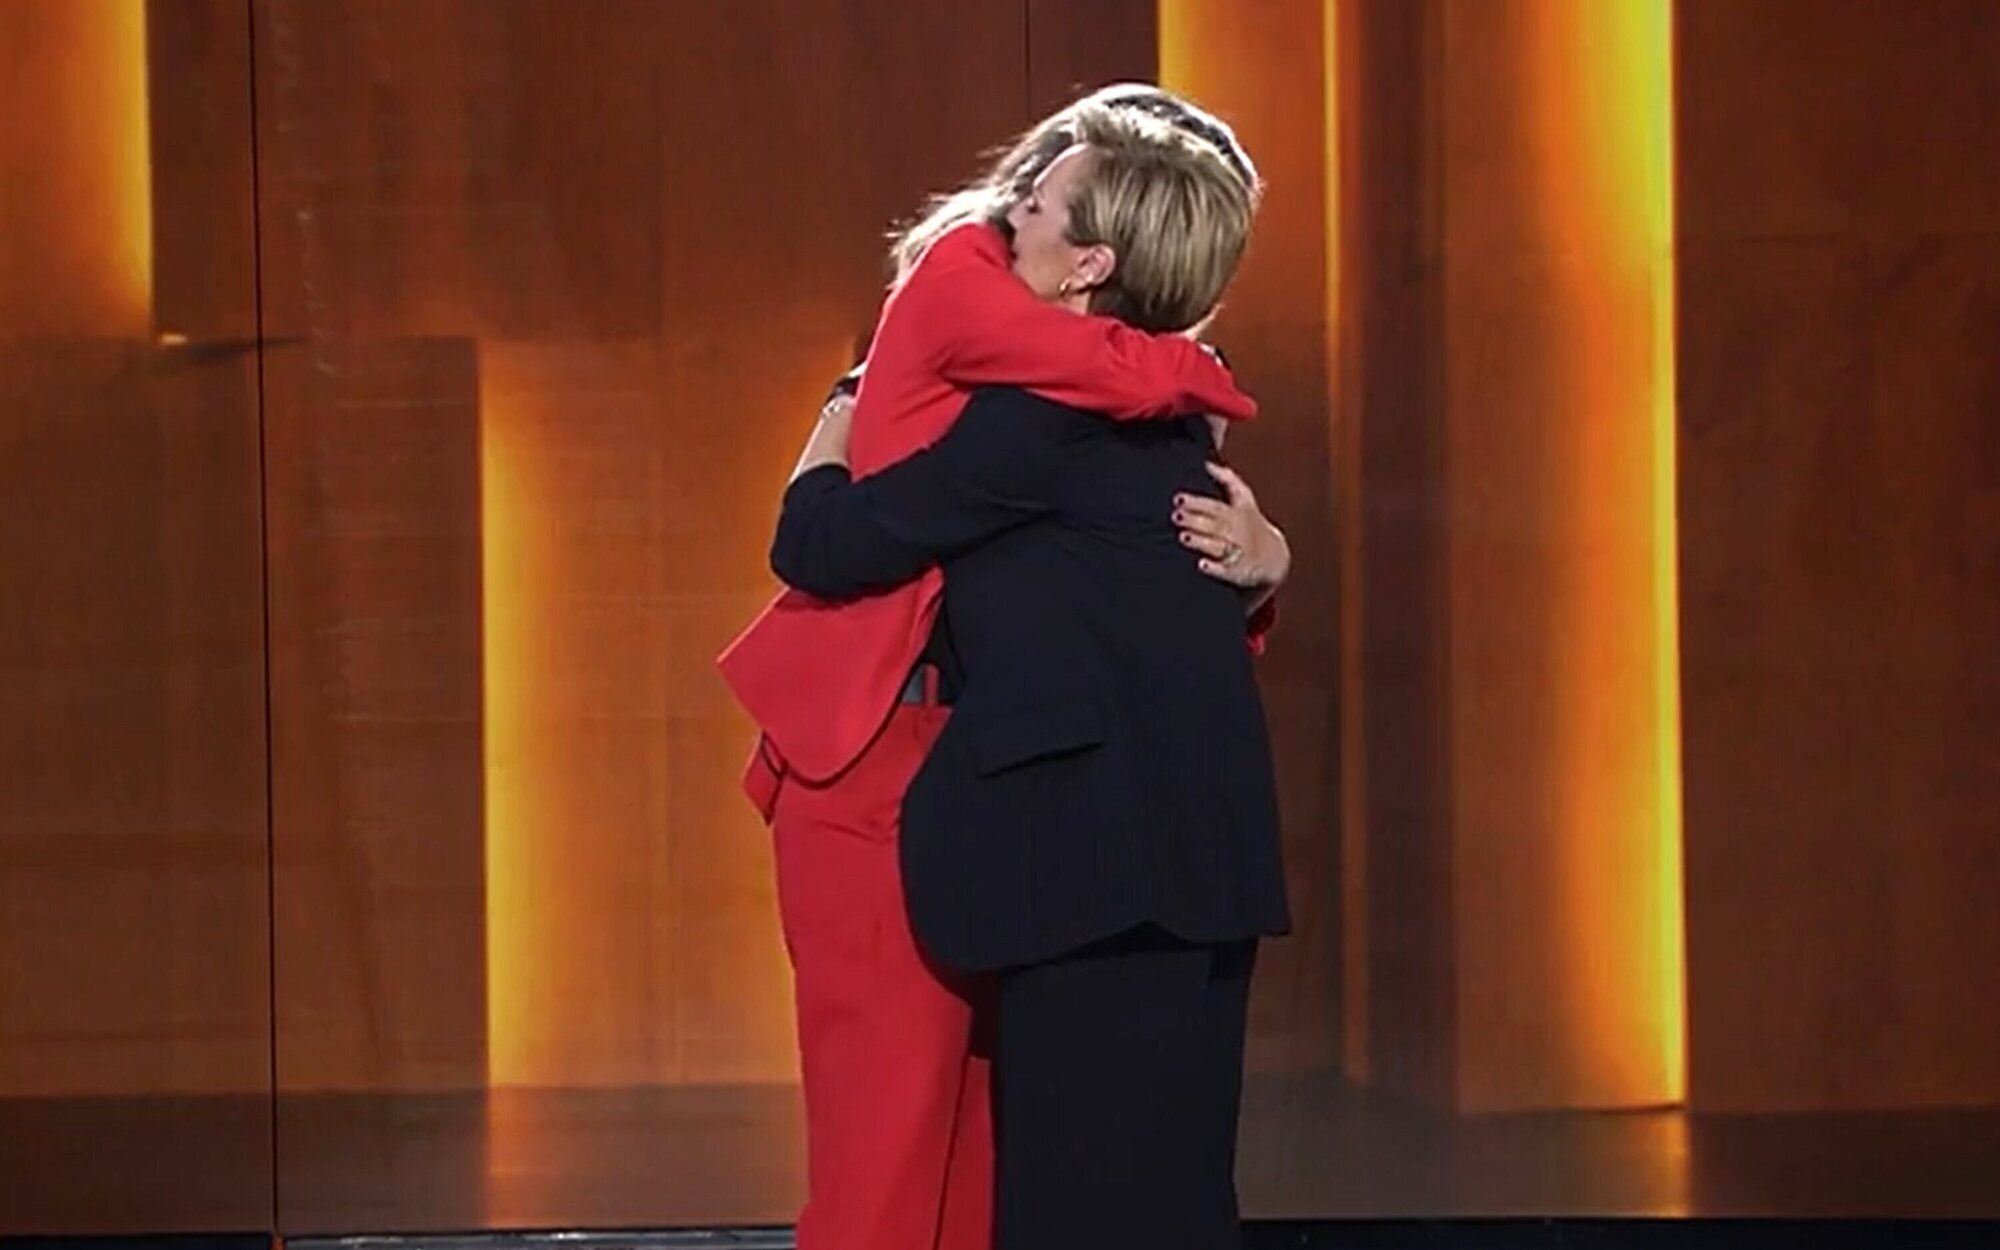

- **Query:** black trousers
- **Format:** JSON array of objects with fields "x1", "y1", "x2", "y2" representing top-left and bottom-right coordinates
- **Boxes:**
[{"x1": 991, "y1": 927, "x2": 1258, "y2": 1250}]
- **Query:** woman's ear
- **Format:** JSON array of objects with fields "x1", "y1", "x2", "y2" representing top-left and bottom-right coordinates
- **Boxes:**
[{"x1": 1077, "y1": 242, "x2": 1118, "y2": 293}]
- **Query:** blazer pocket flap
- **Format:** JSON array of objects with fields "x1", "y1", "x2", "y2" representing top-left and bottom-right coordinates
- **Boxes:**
[{"x1": 968, "y1": 697, "x2": 1107, "y2": 776}]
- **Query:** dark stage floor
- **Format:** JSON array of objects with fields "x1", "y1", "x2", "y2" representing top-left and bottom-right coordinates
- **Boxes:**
[{"x1": 5, "y1": 1075, "x2": 1999, "y2": 1235}]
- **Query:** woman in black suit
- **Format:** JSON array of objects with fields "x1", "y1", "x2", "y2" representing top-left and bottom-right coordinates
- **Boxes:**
[{"x1": 771, "y1": 105, "x2": 1288, "y2": 1250}]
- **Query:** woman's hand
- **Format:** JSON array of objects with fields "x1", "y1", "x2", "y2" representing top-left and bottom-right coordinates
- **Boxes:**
[
  {"x1": 789, "y1": 391, "x2": 856, "y2": 483},
  {"x1": 1174, "y1": 463, "x2": 1290, "y2": 601}
]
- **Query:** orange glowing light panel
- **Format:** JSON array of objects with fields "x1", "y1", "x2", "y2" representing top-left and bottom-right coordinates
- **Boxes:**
[{"x1": 1525, "y1": 0, "x2": 1685, "y2": 1105}]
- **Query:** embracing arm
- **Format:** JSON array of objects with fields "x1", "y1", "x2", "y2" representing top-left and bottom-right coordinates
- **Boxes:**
[
  {"x1": 772, "y1": 388, "x2": 1066, "y2": 601},
  {"x1": 902, "y1": 223, "x2": 1256, "y2": 424},
  {"x1": 1174, "y1": 460, "x2": 1289, "y2": 652}
]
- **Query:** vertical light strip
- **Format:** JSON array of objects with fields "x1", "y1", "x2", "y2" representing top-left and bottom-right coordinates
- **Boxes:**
[
  {"x1": 3, "y1": 0, "x2": 155, "y2": 335},
  {"x1": 1533, "y1": 0, "x2": 1685, "y2": 1105},
  {"x1": 1609, "y1": 0, "x2": 1685, "y2": 1106},
  {"x1": 480, "y1": 350, "x2": 536, "y2": 1088},
  {"x1": 110, "y1": 0, "x2": 154, "y2": 334},
  {"x1": 1156, "y1": 1, "x2": 1193, "y2": 88},
  {"x1": 1643, "y1": 1, "x2": 1687, "y2": 1106}
]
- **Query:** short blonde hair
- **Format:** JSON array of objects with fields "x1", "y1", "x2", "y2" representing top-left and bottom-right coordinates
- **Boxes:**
[
  {"x1": 891, "y1": 84, "x2": 1259, "y2": 280},
  {"x1": 1063, "y1": 107, "x2": 1255, "y2": 333}
]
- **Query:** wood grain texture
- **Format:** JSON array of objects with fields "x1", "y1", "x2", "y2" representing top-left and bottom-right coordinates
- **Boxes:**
[
  {"x1": 1160, "y1": 0, "x2": 1345, "y2": 1083},
  {"x1": 250, "y1": 0, "x2": 1032, "y2": 1230},
  {"x1": 0, "y1": 0, "x2": 271, "y2": 1232},
  {"x1": 1676, "y1": 0, "x2": 2000, "y2": 1113}
]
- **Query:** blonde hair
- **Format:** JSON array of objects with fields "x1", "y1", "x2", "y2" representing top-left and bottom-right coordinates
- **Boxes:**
[
  {"x1": 890, "y1": 84, "x2": 1259, "y2": 281},
  {"x1": 1062, "y1": 107, "x2": 1254, "y2": 333}
]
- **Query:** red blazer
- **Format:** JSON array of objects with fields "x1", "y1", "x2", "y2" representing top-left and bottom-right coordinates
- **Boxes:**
[{"x1": 718, "y1": 222, "x2": 1257, "y2": 813}]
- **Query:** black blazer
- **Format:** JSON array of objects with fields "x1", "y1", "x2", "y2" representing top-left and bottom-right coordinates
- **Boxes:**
[{"x1": 772, "y1": 387, "x2": 1290, "y2": 972}]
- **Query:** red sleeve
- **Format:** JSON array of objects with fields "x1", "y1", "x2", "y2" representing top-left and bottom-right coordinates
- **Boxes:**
[
  {"x1": 1245, "y1": 594, "x2": 1278, "y2": 656},
  {"x1": 898, "y1": 222, "x2": 1256, "y2": 424}
]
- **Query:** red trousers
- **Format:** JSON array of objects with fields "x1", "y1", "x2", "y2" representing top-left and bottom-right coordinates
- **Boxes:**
[{"x1": 769, "y1": 699, "x2": 994, "y2": 1250}]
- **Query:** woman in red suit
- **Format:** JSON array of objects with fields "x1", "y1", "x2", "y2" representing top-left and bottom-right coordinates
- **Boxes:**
[{"x1": 718, "y1": 85, "x2": 1289, "y2": 1250}]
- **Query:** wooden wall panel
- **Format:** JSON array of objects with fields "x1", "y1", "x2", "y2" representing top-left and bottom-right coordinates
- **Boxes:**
[
  {"x1": 262, "y1": 337, "x2": 489, "y2": 1094},
  {"x1": 1432, "y1": 0, "x2": 1681, "y2": 1114},
  {"x1": 1027, "y1": 0, "x2": 1160, "y2": 117},
  {"x1": 1329, "y1": 0, "x2": 1460, "y2": 1106},
  {"x1": 1294, "y1": 0, "x2": 1682, "y2": 1113},
  {"x1": 0, "y1": 0, "x2": 270, "y2": 1233},
  {"x1": 1159, "y1": 0, "x2": 1344, "y2": 1084},
  {"x1": 1677, "y1": 0, "x2": 2000, "y2": 1113},
  {"x1": 253, "y1": 0, "x2": 661, "y2": 343},
  {"x1": 262, "y1": 332, "x2": 490, "y2": 1228},
  {"x1": 253, "y1": 0, "x2": 1036, "y2": 1231},
  {"x1": 151, "y1": 0, "x2": 257, "y2": 341}
]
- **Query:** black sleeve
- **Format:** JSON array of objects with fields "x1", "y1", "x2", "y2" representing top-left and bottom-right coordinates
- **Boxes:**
[{"x1": 769, "y1": 388, "x2": 1073, "y2": 600}]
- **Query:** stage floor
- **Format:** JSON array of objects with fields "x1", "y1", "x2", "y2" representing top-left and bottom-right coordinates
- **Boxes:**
[{"x1": 6, "y1": 1075, "x2": 1999, "y2": 1234}]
